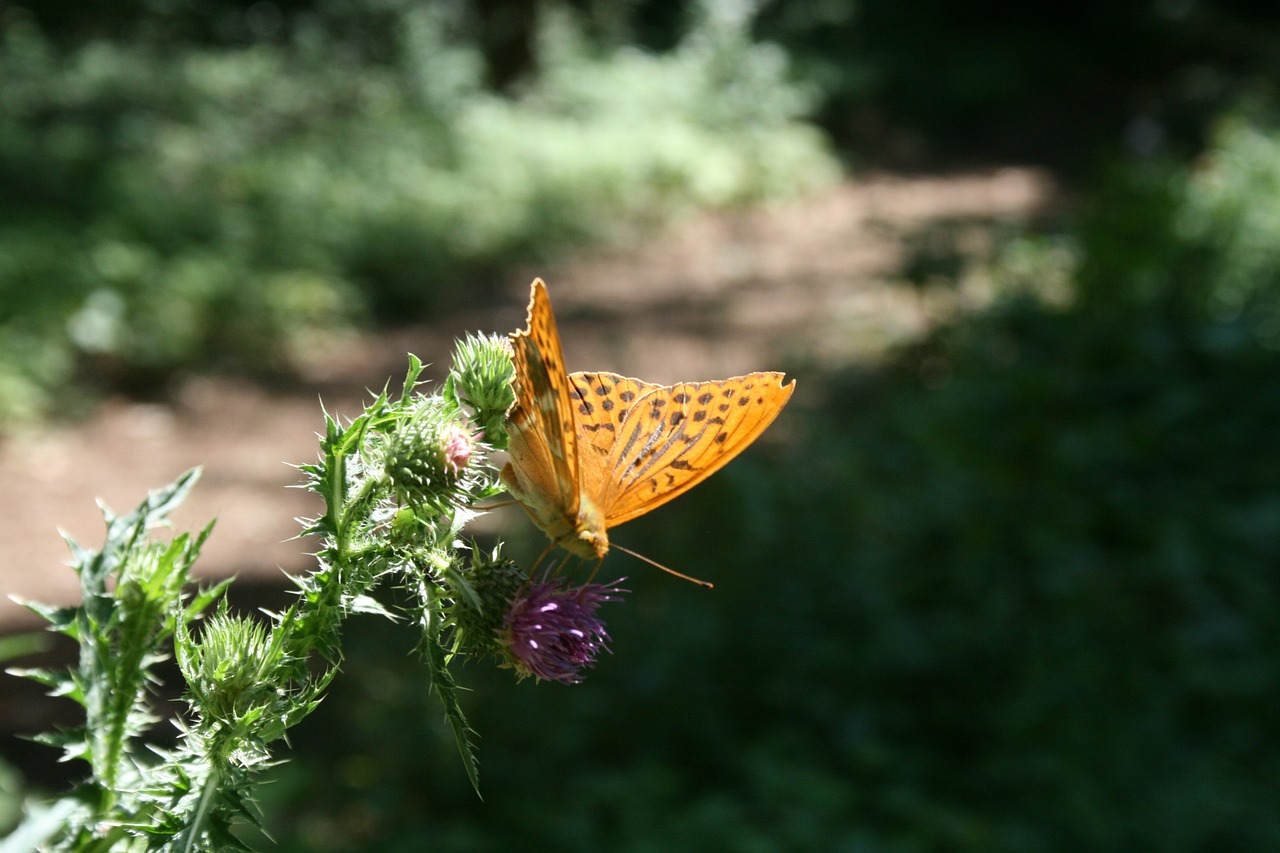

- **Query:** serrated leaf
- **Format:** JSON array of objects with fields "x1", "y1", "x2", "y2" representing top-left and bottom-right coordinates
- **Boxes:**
[
  {"x1": 138, "y1": 468, "x2": 202, "y2": 526},
  {"x1": 402, "y1": 353, "x2": 426, "y2": 402},
  {"x1": 12, "y1": 596, "x2": 79, "y2": 632},
  {"x1": 9, "y1": 666, "x2": 66, "y2": 688},
  {"x1": 60, "y1": 531, "x2": 89, "y2": 567},
  {"x1": 442, "y1": 564, "x2": 483, "y2": 614},
  {"x1": 421, "y1": 585, "x2": 481, "y2": 797},
  {"x1": 32, "y1": 728, "x2": 87, "y2": 750},
  {"x1": 189, "y1": 518, "x2": 216, "y2": 557},
  {"x1": 442, "y1": 371, "x2": 460, "y2": 408},
  {"x1": 346, "y1": 594, "x2": 395, "y2": 618},
  {"x1": 0, "y1": 796, "x2": 85, "y2": 853},
  {"x1": 184, "y1": 577, "x2": 233, "y2": 622}
]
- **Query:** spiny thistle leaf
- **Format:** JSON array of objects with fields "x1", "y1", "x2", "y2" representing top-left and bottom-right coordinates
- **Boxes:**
[
  {"x1": 421, "y1": 582, "x2": 481, "y2": 797},
  {"x1": 12, "y1": 597, "x2": 79, "y2": 635}
]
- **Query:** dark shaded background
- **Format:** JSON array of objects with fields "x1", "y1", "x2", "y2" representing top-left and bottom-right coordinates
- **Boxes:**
[{"x1": 4, "y1": 0, "x2": 1280, "y2": 849}]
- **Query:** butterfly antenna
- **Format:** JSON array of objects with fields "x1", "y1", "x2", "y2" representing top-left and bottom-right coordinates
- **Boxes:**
[{"x1": 612, "y1": 544, "x2": 714, "y2": 589}]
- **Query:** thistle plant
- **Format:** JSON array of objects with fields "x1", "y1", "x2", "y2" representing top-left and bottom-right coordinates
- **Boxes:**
[{"x1": 4, "y1": 332, "x2": 626, "y2": 851}]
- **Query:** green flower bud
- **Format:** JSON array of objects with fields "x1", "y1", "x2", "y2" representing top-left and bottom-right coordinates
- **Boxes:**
[
  {"x1": 449, "y1": 333, "x2": 515, "y2": 447},
  {"x1": 179, "y1": 612, "x2": 288, "y2": 742},
  {"x1": 450, "y1": 546, "x2": 527, "y2": 657},
  {"x1": 385, "y1": 398, "x2": 478, "y2": 510}
]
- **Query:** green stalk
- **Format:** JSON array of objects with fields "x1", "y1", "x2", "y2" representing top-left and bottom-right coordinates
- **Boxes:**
[{"x1": 177, "y1": 756, "x2": 222, "y2": 853}]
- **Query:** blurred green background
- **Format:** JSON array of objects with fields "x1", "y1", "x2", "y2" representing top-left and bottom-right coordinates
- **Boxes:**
[{"x1": 5, "y1": 0, "x2": 1280, "y2": 849}]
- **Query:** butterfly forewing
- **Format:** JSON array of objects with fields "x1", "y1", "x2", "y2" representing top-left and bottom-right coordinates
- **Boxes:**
[
  {"x1": 570, "y1": 370, "x2": 795, "y2": 527},
  {"x1": 507, "y1": 280, "x2": 582, "y2": 516}
]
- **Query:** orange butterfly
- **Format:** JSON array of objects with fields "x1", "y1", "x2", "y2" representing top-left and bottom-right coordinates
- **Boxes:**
[{"x1": 501, "y1": 279, "x2": 795, "y2": 571}]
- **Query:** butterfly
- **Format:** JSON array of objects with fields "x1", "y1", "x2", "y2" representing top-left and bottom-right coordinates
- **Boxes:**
[{"x1": 500, "y1": 278, "x2": 795, "y2": 571}]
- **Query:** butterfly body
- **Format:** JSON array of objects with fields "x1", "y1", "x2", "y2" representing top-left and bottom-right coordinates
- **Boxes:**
[
  {"x1": 500, "y1": 461, "x2": 608, "y2": 559},
  {"x1": 503, "y1": 279, "x2": 794, "y2": 566}
]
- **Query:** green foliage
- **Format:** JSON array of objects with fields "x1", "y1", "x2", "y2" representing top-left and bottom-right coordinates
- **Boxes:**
[
  {"x1": 750, "y1": 0, "x2": 1280, "y2": 164},
  {"x1": 787, "y1": 297, "x2": 1280, "y2": 850},
  {"x1": 1076, "y1": 112, "x2": 1280, "y2": 350},
  {"x1": 0, "y1": 1, "x2": 835, "y2": 432},
  {"x1": 8, "y1": 470, "x2": 226, "y2": 851}
]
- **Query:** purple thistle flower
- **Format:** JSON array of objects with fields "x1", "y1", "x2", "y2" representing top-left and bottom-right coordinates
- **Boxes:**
[{"x1": 502, "y1": 576, "x2": 626, "y2": 684}]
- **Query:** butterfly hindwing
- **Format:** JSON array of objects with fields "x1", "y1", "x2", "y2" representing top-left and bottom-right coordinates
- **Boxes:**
[
  {"x1": 570, "y1": 370, "x2": 795, "y2": 527},
  {"x1": 568, "y1": 372, "x2": 663, "y2": 456}
]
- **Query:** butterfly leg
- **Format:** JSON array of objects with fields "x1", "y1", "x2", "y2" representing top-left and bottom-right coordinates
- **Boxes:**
[{"x1": 531, "y1": 543, "x2": 557, "y2": 574}]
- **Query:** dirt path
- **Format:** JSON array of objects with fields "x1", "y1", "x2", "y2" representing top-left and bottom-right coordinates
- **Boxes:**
[{"x1": 0, "y1": 170, "x2": 1053, "y2": 630}]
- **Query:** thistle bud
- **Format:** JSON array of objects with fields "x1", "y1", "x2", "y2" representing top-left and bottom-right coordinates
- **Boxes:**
[
  {"x1": 448, "y1": 333, "x2": 515, "y2": 447},
  {"x1": 178, "y1": 612, "x2": 288, "y2": 742},
  {"x1": 450, "y1": 546, "x2": 528, "y2": 657},
  {"x1": 385, "y1": 398, "x2": 478, "y2": 510}
]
